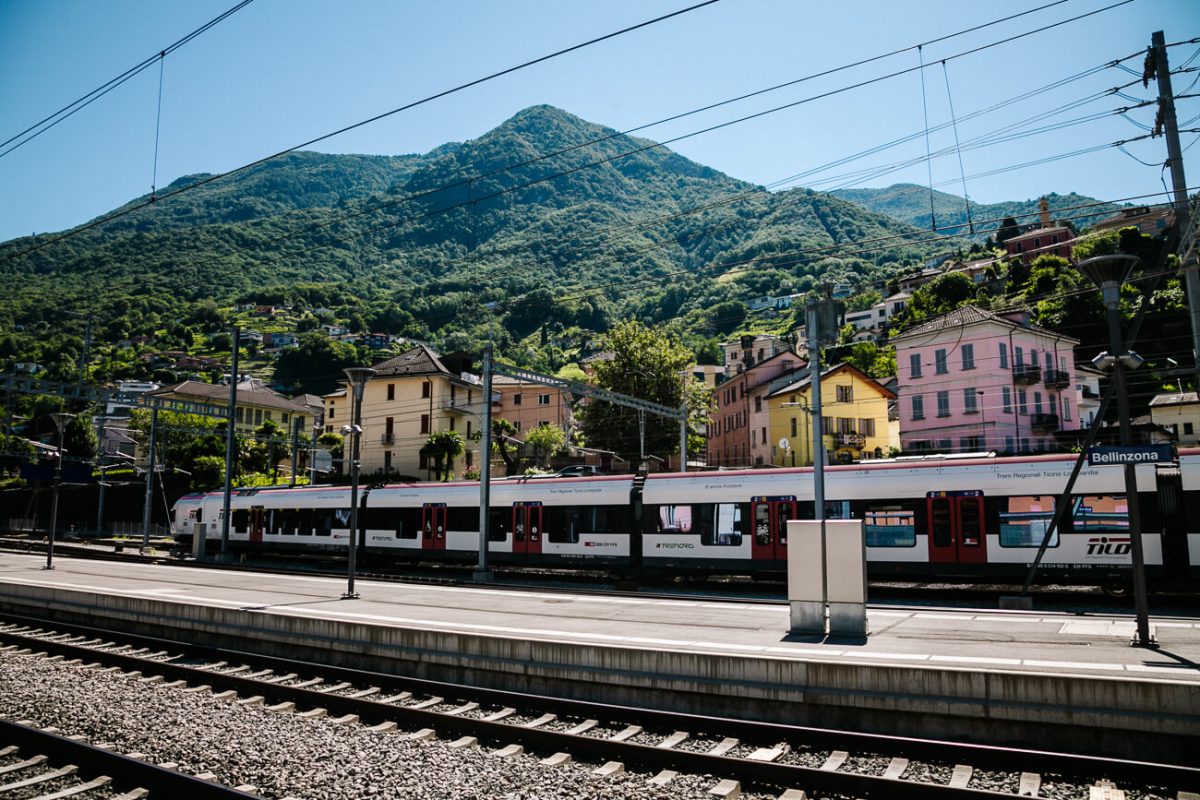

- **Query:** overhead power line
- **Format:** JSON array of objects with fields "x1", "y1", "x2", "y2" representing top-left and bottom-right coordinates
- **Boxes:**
[
  {"x1": 0, "y1": 0, "x2": 1124, "y2": 267},
  {"x1": 0, "y1": 0, "x2": 721, "y2": 262},
  {"x1": 0, "y1": 0, "x2": 255, "y2": 159}
]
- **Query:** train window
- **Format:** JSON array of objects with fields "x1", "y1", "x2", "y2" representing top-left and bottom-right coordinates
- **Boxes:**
[
  {"x1": 656, "y1": 505, "x2": 693, "y2": 534},
  {"x1": 1072, "y1": 495, "x2": 1129, "y2": 533},
  {"x1": 796, "y1": 500, "x2": 854, "y2": 520},
  {"x1": 543, "y1": 507, "x2": 578, "y2": 544},
  {"x1": 232, "y1": 509, "x2": 249, "y2": 534},
  {"x1": 930, "y1": 498, "x2": 952, "y2": 547},
  {"x1": 397, "y1": 508, "x2": 421, "y2": 539},
  {"x1": 754, "y1": 504, "x2": 770, "y2": 546},
  {"x1": 364, "y1": 508, "x2": 399, "y2": 536},
  {"x1": 960, "y1": 499, "x2": 982, "y2": 547},
  {"x1": 999, "y1": 496, "x2": 1057, "y2": 547},
  {"x1": 864, "y1": 505, "x2": 916, "y2": 547},
  {"x1": 698, "y1": 503, "x2": 743, "y2": 546},
  {"x1": 488, "y1": 509, "x2": 507, "y2": 542},
  {"x1": 279, "y1": 508, "x2": 300, "y2": 535},
  {"x1": 297, "y1": 508, "x2": 314, "y2": 536},
  {"x1": 446, "y1": 507, "x2": 479, "y2": 531}
]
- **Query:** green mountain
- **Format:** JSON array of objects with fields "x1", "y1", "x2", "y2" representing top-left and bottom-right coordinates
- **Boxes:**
[
  {"x1": 831, "y1": 183, "x2": 1125, "y2": 238},
  {"x1": 0, "y1": 105, "x2": 935, "y2": 389}
]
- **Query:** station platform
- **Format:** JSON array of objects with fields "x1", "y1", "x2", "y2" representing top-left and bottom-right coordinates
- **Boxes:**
[{"x1": 0, "y1": 552, "x2": 1197, "y2": 762}]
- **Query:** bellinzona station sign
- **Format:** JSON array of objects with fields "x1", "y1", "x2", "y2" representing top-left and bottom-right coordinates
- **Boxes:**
[{"x1": 1086, "y1": 444, "x2": 1176, "y2": 466}]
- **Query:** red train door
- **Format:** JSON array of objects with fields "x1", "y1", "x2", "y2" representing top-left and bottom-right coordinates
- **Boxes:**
[
  {"x1": 512, "y1": 502, "x2": 543, "y2": 556},
  {"x1": 422, "y1": 503, "x2": 446, "y2": 551},
  {"x1": 751, "y1": 496, "x2": 795, "y2": 562},
  {"x1": 927, "y1": 491, "x2": 987, "y2": 565},
  {"x1": 249, "y1": 507, "x2": 265, "y2": 543}
]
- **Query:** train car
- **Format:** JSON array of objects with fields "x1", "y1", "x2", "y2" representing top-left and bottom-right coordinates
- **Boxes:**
[
  {"x1": 174, "y1": 475, "x2": 638, "y2": 568},
  {"x1": 171, "y1": 449, "x2": 1198, "y2": 593}
]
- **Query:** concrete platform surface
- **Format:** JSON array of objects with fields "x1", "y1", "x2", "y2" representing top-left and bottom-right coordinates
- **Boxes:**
[{"x1": 1, "y1": 552, "x2": 1197, "y2": 682}]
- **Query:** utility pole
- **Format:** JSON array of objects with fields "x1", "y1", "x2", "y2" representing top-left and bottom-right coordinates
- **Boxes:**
[
  {"x1": 1149, "y1": 31, "x2": 1197, "y2": 385},
  {"x1": 140, "y1": 406, "x2": 158, "y2": 551},
  {"x1": 220, "y1": 327, "x2": 240, "y2": 559},
  {"x1": 475, "y1": 342, "x2": 493, "y2": 583},
  {"x1": 289, "y1": 415, "x2": 301, "y2": 488}
]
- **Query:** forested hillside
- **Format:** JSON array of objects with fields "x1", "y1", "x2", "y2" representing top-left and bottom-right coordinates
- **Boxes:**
[
  {"x1": 831, "y1": 183, "x2": 1125, "y2": 238},
  {"x1": 0, "y1": 105, "x2": 936, "y2": 391}
]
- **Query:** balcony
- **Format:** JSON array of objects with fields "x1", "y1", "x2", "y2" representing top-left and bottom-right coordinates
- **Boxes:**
[
  {"x1": 1030, "y1": 413, "x2": 1059, "y2": 433},
  {"x1": 836, "y1": 432, "x2": 866, "y2": 448},
  {"x1": 380, "y1": 433, "x2": 395, "y2": 446},
  {"x1": 1013, "y1": 364, "x2": 1041, "y2": 385},
  {"x1": 442, "y1": 399, "x2": 473, "y2": 415},
  {"x1": 1044, "y1": 369, "x2": 1070, "y2": 389}
]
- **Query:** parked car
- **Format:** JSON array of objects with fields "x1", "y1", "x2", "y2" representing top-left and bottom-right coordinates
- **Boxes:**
[{"x1": 554, "y1": 465, "x2": 604, "y2": 477}]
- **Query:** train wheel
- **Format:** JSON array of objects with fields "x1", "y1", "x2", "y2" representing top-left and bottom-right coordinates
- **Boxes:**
[{"x1": 1101, "y1": 578, "x2": 1131, "y2": 600}]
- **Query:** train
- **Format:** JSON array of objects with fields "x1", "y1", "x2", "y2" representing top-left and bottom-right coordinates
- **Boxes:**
[{"x1": 170, "y1": 448, "x2": 1200, "y2": 595}]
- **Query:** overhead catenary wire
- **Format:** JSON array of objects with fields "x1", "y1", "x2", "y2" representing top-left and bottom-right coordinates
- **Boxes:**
[
  {"x1": 0, "y1": 0, "x2": 1135, "y2": 268},
  {"x1": 0, "y1": 0, "x2": 255, "y2": 159},
  {"x1": 0, "y1": 0, "x2": 722, "y2": 262}
]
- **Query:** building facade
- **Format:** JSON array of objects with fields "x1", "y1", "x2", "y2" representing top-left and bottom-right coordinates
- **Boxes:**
[
  {"x1": 707, "y1": 350, "x2": 804, "y2": 468},
  {"x1": 891, "y1": 306, "x2": 1081, "y2": 455},
  {"x1": 765, "y1": 364, "x2": 895, "y2": 467}
]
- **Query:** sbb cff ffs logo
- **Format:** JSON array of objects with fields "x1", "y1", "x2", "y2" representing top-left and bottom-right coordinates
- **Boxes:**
[{"x1": 1087, "y1": 537, "x2": 1131, "y2": 556}]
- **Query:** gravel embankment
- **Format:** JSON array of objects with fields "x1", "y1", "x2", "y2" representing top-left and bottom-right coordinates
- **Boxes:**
[{"x1": 0, "y1": 651, "x2": 809, "y2": 799}]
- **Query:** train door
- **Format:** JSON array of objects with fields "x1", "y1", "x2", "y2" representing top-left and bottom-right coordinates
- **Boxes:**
[
  {"x1": 927, "y1": 491, "x2": 987, "y2": 566},
  {"x1": 512, "y1": 502, "x2": 543, "y2": 557},
  {"x1": 249, "y1": 506, "x2": 265, "y2": 543},
  {"x1": 422, "y1": 503, "x2": 446, "y2": 551},
  {"x1": 751, "y1": 496, "x2": 795, "y2": 562}
]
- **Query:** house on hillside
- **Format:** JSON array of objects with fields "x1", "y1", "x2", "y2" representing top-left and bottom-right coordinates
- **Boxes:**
[
  {"x1": 1149, "y1": 392, "x2": 1200, "y2": 445},
  {"x1": 146, "y1": 380, "x2": 313, "y2": 436},
  {"x1": 708, "y1": 349, "x2": 804, "y2": 468},
  {"x1": 765, "y1": 364, "x2": 896, "y2": 466},
  {"x1": 891, "y1": 306, "x2": 1080, "y2": 455}
]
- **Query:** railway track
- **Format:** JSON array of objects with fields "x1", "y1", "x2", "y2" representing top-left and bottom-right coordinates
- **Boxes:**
[
  {"x1": 0, "y1": 717, "x2": 261, "y2": 798},
  {"x1": 1, "y1": 614, "x2": 1195, "y2": 800}
]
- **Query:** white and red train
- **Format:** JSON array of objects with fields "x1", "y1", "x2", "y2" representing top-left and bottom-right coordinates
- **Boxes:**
[{"x1": 171, "y1": 449, "x2": 1200, "y2": 592}]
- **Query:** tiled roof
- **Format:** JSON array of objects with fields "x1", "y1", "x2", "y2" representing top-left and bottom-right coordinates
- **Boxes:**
[
  {"x1": 149, "y1": 380, "x2": 310, "y2": 413},
  {"x1": 370, "y1": 344, "x2": 451, "y2": 377},
  {"x1": 890, "y1": 305, "x2": 1078, "y2": 344},
  {"x1": 764, "y1": 363, "x2": 894, "y2": 399},
  {"x1": 1149, "y1": 392, "x2": 1200, "y2": 407}
]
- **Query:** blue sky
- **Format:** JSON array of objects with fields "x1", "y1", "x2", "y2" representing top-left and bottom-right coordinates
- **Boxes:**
[{"x1": 0, "y1": 0, "x2": 1197, "y2": 243}]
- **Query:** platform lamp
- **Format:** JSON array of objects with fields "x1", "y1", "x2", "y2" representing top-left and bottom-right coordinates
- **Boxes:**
[
  {"x1": 1077, "y1": 254, "x2": 1154, "y2": 648},
  {"x1": 341, "y1": 367, "x2": 376, "y2": 600},
  {"x1": 44, "y1": 412, "x2": 75, "y2": 570}
]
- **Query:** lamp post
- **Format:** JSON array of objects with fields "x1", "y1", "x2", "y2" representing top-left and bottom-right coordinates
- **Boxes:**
[
  {"x1": 341, "y1": 367, "x2": 375, "y2": 600},
  {"x1": 1077, "y1": 254, "x2": 1154, "y2": 647},
  {"x1": 45, "y1": 412, "x2": 75, "y2": 570},
  {"x1": 309, "y1": 421, "x2": 323, "y2": 485}
]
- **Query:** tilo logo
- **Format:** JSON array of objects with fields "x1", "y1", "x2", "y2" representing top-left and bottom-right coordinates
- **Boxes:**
[{"x1": 1086, "y1": 537, "x2": 1131, "y2": 556}]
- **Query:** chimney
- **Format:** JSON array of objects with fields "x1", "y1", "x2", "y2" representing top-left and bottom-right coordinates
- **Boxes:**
[{"x1": 1039, "y1": 197, "x2": 1050, "y2": 229}]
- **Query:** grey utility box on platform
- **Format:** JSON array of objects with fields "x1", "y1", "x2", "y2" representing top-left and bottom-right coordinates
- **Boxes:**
[
  {"x1": 787, "y1": 519, "x2": 868, "y2": 637},
  {"x1": 825, "y1": 519, "x2": 868, "y2": 636},
  {"x1": 787, "y1": 520, "x2": 825, "y2": 635}
]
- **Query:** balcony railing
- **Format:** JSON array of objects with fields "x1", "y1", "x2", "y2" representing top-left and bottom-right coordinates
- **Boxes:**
[
  {"x1": 1013, "y1": 364, "x2": 1041, "y2": 385},
  {"x1": 1030, "y1": 413, "x2": 1059, "y2": 432},
  {"x1": 1044, "y1": 369, "x2": 1070, "y2": 389},
  {"x1": 442, "y1": 399, "x2": 473, "y2": 414},
  {"x1": 835, "y1": 432, "x2": 866, "y2": 448},
  {"x1": 380, "y1": 433, "x2": 395, "y2": 446}
]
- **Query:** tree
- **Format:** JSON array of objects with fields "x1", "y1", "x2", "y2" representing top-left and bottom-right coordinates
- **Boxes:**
[
  {"x1": 420, "y1": 430, "x2": 464, "y2": 481},
  {"x1": 578, "y1": 320, "x2": 712, "y2": 464},
  {"x1": 524, "y1": 424, "x2": 566, "y2": 469},
  {"x1": 473, "y1": 417, "x2": 522, "y2": 476},
  {"x1": 274, "y1": 334, "x2": 364, "y2": 395},
  {"x1": 996, "y1": 216, "x2": 1020, "y2": 244}
]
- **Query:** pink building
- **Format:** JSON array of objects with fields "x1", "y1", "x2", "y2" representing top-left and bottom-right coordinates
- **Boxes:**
[{"x1": 891, "y1": 306, "x2": 1080, "y2": 455}]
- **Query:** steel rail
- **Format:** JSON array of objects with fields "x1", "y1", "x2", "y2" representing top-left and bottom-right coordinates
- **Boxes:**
[
  {"x1": 0, "y1": 717, "x2": 262, "y2": 798},
  {"x1": 2, "y1": 616, "x2": 1196, "y2": 797}
]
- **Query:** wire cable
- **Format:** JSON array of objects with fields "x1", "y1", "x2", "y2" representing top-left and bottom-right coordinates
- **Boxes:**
[{"x1": 0, "y1": 0, "x2": 254, "y2": 158}]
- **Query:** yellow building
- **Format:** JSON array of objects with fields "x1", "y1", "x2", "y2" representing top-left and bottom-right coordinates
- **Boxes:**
[
  {"x1": 765, "y1": 363, "x2": 895, "y2": 466},
  {"x1": 1149, "y1": 391, "x2": 1200, "y2": 446},
  {"x1": 347, "y1": 345, "x2": 484, "y2": 480}
]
